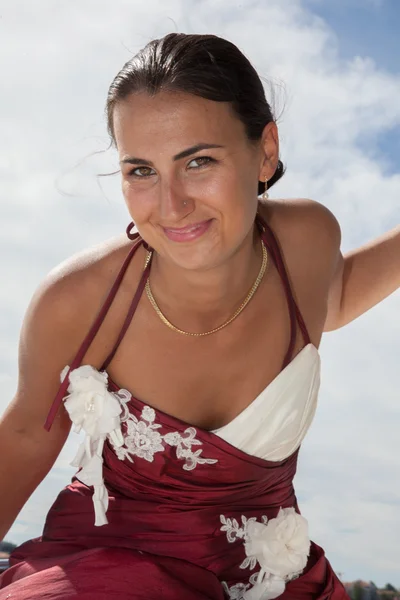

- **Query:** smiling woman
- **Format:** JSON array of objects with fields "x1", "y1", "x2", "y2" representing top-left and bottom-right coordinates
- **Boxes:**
[{"x1": 0, "y1": 31, "x2": 398, "y2": 600}]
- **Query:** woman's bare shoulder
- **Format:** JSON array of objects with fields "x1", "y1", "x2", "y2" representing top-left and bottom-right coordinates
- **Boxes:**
[
  {"x1": 43, "y1": 233, "x2": 144, "y2": 314},
  {"x1": 259, "y1": 197, "x2": 341, "y2": 264},
  {"x1": 22, "y1": 233, "x2": 146, "y2": 367},
  {"x1": 259, "y1": 198, "x2": 342, "y2": 338},
  {"x1": 48, "y1": 233, "x2": 133, "y2": 287}
]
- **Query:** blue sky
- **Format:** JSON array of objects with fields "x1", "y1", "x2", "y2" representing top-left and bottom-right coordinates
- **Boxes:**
[
  {"x1": 0, "y1": 0, "x2": 399, "y2": 590},
  {"x1": 305, "y1": 0, "x2": 400, "y2": 176},
  {"x1": 306, "y1": 0, "x2": 399, "y2": 74}
]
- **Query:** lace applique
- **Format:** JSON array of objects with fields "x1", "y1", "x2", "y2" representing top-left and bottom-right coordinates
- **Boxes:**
[
  {"x1": 220, "y1": 515, "x2": 258, "y2": 545},
  {"x1": 222, "y1": 572, "x2": 266, "y2": 600},
  {"x1": 61, "y1": 365, "x2": 218, "y2": 527},
  {"x1": 220, "y1": 508, "x2": 310, "y2": 600},
  {"x1": 222, "y1": 580, "x2": 251, "y2": 600},
  {"x1": 222, "y1": 573, "x2": 287, "y2": 600},
  {"x1": 112, "y1": 389, "x2": 218, "y2": 471}
]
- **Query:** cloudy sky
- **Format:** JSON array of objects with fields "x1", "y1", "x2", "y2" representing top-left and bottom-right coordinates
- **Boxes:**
[{"x1": 1, "y1": 0, "x2": 399, "y2": 589}]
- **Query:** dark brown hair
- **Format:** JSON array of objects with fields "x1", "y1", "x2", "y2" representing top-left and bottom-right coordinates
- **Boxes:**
[{"x1": 106, "y1": 33, "x2": 285, "y2": 194}]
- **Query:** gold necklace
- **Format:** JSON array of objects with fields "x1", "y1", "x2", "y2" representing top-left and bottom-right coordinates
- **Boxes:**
[{"x1": 144, "y1": 241, "x2": 268, "y2": 336}]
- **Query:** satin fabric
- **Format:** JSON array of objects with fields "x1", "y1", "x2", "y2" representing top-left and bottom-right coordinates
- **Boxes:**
[
  {"x1": 1, "y1": 433, "x2": 347, "y2": 599},
  {"x1": 1, "y1": 390, "x2": 349, "y2": 598}
]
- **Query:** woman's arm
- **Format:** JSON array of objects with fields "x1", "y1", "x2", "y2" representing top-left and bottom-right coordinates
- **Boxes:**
[
  {"x1": 0, "y1": 246, "x2": 113, "y2": 541},
  {"x1": 324, "y1": 220, "x2": 400, "y2": 332},
  {"x1": 278, "y1": 198, "x2": 399, "y2": 332},
  {"x1": 0, "y1": 279, "x2": 73, "y2": 540}
]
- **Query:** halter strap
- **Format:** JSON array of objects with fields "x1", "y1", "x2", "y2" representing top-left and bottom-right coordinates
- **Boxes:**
[
  {"x1": 100, "y1": 251, "x2": 153, "y2": 372},
  {"x1": 43, "y1": 238, "x2": 148, "y2": 431},
  {"x1": 256, "y1": 213, "x2": 311, "y2": 368}
]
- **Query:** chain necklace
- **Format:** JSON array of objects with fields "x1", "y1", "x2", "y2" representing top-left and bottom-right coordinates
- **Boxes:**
[{"x1": 144, "y1": 241, "x2": 268, "y2": 337}]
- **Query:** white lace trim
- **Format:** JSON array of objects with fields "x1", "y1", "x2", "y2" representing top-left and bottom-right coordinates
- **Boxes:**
[
  {"x1": 220, "y1": 509, "x2": 310, "y2": 600},
  {"x1": 222, "y1": 572, "x2": 287, "y2": 600},
  {"x1": 111, "y1": 389, "x2": 219, "y2": 471},
  {"x1": 61, "y1": 365, "x2": 217, "y2": 527}
]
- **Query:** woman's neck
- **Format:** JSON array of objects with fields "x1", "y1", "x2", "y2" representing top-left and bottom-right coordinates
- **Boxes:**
[{"x1": 148, "y1": 227, "x2": 264, "y2": 333}]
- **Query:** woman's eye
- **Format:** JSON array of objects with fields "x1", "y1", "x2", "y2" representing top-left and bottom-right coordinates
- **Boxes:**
[
  {"x1": 127, "y1": 156, "x2": 214, "y2": 178},
  {"x1": 128, "y1": 166, "x2": 154, "y2": 178},
  {"x1": 187, "y1": 156, "x2": 214, "y2": 169}
]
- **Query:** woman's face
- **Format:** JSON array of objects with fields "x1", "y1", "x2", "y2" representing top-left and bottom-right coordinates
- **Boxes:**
[{"x1": 113, "y1": 90, "x2": 278, "y2": 271}]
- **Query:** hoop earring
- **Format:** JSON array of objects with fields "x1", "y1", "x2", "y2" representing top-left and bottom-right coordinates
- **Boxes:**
[
  {"x1": 126, "y1": 221, "x2": 140, "y2": 240},
  {"x1": 262, "y1": 176, "x2": 269, "y2": 201},
  {"x1": 126, "y1": 221, "x2": 153, "y2": 252}
]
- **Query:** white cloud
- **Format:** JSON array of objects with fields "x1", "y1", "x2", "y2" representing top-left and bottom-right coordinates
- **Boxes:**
[{"x1": 1, "y1": 0, "x2": 399, "y2": 588}]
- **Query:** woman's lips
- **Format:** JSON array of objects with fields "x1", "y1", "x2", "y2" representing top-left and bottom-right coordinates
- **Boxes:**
[{"x1": 162, "y1": 219, "x2": 212, "y2": 242}]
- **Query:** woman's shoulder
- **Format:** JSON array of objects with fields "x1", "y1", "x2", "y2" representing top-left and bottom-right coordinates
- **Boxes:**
[
  {"x1": 259, "y1": 198, "x2": 342, "y2": 338},
  {"x1": 48, "y1": 232, "x2": 146, "y2": 299},
  {"x1": 24, "y1": 233, "x2": 146, "y2": 363},
  {"x1": 260, "y1": 197, "x2": 341, "y2": 244},
  {"x1": 259, "y1": 197, "x2": 341, "y2": 270}
]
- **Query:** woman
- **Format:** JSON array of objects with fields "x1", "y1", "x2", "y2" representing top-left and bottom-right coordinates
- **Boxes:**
[{"x1": 0, "y1": 32, "x2": 398, "y2": 599}]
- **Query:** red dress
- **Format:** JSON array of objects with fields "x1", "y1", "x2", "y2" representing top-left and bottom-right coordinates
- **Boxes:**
[{"x1": 0, "y1": 216, "x2": 350, "y2": 599}]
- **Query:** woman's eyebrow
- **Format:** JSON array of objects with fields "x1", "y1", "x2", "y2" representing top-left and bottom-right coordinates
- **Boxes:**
[{"x1": 120, "y1": 143, "x2": 224, "y2": 167}]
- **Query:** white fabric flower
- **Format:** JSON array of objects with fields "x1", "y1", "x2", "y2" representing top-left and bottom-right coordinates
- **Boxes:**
[
  {"x1": 62, "y1": 365, "x2": 123, "y2": 442},
  {"x1": 64, "y1": 364, "x2": 109, "y2": 391},
  {"x1": 244, "y1": 507, "x2": 310, "y2": 580},
  {"x1": 60, "y1": 365, "x2": 126, "y2": 526}
]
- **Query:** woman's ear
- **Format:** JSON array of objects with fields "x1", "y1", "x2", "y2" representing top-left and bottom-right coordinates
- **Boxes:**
[{"x1": 258, "y1": 122, "x2": 279, "y2": 181}]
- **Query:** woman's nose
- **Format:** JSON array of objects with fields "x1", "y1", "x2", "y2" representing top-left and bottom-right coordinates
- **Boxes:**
[{"x1": 158, "y1": 177, "x2": 191, "y2": 221}]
